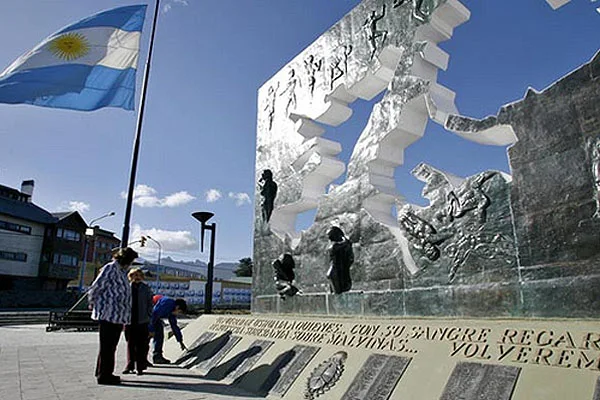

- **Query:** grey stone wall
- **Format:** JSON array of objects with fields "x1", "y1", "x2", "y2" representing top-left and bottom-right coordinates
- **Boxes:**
[{"x1": 506, "y1": 52, "x2": 600, "y2": 267}]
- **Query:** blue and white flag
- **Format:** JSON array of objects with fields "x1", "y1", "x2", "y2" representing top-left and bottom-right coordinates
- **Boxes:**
[{"x1": 0, "y1": 5, "x2": 147, "y2": 111}]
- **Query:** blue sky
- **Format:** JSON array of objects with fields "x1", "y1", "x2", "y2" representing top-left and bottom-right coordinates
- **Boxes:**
[{"x1": 0, "y1": 0, "x2": 598, "y2": 263}]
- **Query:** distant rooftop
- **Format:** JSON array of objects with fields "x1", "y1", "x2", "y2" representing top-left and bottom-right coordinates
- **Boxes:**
[
  {"x1": 52, "y1": 211, "x2": 75, "y2": 220},
  {"x1": 0, "y1": 184, "x2": 30, "y2": 202},
  {"x1": 0, "y1": 184, "x2": 55, "y2": 224}
]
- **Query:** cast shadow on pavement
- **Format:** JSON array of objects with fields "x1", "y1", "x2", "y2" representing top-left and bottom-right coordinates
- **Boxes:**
[
  {"x1": 122, "y1": 348, "x2": 297, "y2": 398},
  {"x1": 174, "y1": 331, "x2": 232, "y2": 368},
  {"x1": 203, "y1": 345, "x2": 262, "y2": 381}
]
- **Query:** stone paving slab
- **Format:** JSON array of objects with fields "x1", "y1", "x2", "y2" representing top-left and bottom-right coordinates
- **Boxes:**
[{"x1": 0, "y1": 325, "x2": 259, "y2": 400}]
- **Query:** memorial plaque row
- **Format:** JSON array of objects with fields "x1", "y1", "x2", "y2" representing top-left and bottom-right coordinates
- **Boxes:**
[{"x1": 176, "y1": 330, "x2": 600, "y2": 399}]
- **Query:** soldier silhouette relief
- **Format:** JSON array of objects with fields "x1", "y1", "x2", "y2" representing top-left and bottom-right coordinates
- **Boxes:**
[
  {"x1": 279, "y1": 68, "x2": 300, "y2": 116},
  {"x1": 326, "y1": 226, "x2": 354, "y2": 294},
  {"x1": 259, "y1": 169, "x2": 277, "y2": 223},
  {"x1": 264, "y1": 83, "x2": 279, "y2": 131},
  {"x1": 329, "y1": 45, "x2": 353, "y2": 90},
  {"x1": 304, "y1": 55, "x2": 322, "y2": 97},
  {"x1": 364, "y1": 4, "x2": 387, "y2": 60},
  {"x1": 273, "y1": 253, "x2": 300, "y2": 299}
]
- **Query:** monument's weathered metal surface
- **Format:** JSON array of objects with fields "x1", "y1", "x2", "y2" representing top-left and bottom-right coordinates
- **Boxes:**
[
  {"x1": 269, "y1": 345, "x2": 320, "y2": 397},
  {"x1": 341, "y1": 354, "x2": 411, "y2": 400},
  {"x1": 253, "y1": 0, "x2": 600, "y2": 318},
  {"x1": 440, "y1": 362, "x2": 521, "y2": 400}
]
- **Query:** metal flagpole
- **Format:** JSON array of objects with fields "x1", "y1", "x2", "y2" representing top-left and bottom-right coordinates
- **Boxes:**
[{"x1": 121, "y1": 0, "x2": 161, "y2": 247}]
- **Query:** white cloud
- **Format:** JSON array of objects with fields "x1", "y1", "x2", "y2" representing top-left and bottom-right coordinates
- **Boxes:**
[
  {"x1": 228, "y1": 192, "x2": 251, "y2": 206},
  {"x1": 205, "y1": 189, "x2": 222, "y2": 203},
  {"x1": 130, "y1": 224, "x2": 197, "y2": 256},
  {"x1": 67, "y1": 201, "x2": 90, "y2": 213},
  {"x1": 163, "y1": 191, "x2": 196, "y2": 207},
  {"x1": 121, "y1": 184, "x2": 195, "y2": 208},
  {"x1": 162, "y1": 0, "x2": 189, "y2": 14}
]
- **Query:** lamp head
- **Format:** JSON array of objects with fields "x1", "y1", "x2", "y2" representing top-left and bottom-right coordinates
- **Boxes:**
[
  {"x1": 192, "y1": 211, "x2": 214, "y2": 225},
  {"x1": 192, "y1": 211, "x2": 214, "y2": 252}
]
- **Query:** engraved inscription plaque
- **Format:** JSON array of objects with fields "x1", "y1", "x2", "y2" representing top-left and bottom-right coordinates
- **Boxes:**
[
  {"x1": 440, "y1": 362, "x2": 521, "y2": 400},
  {"x1": 342, "y1": 354, "x2": 411, "y2": 400},
  {"x1": 194, "y1": 335, "x2": 242, "y2": 373},
  {"x1": 228, "y1": 340, "x2": 275, "y2": 381},
  {"x1": 593, "y1": 376, "x2": 600, "y2": 400},
  {"x1": 270, "y1": 345, "x2": 320, "y2": 397}
]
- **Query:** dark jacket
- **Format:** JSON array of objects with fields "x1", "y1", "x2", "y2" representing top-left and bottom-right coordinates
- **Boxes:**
[{"x1": 130, "y1": 281, "x2": 153, "y2": 325}]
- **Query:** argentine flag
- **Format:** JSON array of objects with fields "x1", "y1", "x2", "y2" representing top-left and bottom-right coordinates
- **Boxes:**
[{"x1": 0, "y1": 5, "x2": 147, "y2": 111}]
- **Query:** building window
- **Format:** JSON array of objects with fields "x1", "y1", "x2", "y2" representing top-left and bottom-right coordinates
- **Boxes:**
[
  {"x1": 0, "y1": 220, "x2": 32, "y2": 235},
  {"x1": 0, "y1": 251, "x2": 27, "y2": 262},
  {"x1": 53, "y1": 253, "x2": 79, "y2": 266},
  {"x1": 56, "y1": 228, "x2": 81, "y2": 242}
]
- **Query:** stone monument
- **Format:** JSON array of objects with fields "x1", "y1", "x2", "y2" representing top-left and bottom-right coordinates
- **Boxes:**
[
  {"x1": 252, "y1": 0, "x2": 600, "y2": 319},
  {"x1": 165, "y1": 1, "x2": 600, "y2": 398}
]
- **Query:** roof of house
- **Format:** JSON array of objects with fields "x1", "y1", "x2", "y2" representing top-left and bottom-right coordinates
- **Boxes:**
[
  {"x1": 0, "y1": 196, "x2": 57, "y2": 224},
  {"x1": 92, "y1": 226, "x2": 118, "y2": 238},
  {"x1": 0, "y1": 183, "x2": 27, "y2": 197},
  {"x1": 52, "y1": 211, "x2": 75, "y2": 220},
  {"x1": 51, "y1": 211, "x2": 87, "y2": 229}
]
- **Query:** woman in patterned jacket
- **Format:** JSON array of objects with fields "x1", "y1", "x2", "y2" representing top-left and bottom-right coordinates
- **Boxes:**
[{"x1": 88, "y1": 247, "x2": 137, "y2": 385}]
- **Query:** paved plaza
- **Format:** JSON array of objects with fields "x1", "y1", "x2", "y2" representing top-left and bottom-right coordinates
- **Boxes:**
[{"x1": 0, "y1": 324, "x2": 259, "y2": 400}]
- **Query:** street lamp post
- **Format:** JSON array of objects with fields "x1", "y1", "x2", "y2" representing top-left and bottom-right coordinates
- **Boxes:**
[
  {"x1": 143, "y1": 235, "x2": 162, "y2": 289},
  {"x1": 79, "y1": 211, "x2": 115, "y2": 292},
  {"x1": 192, "y1": 211, "x2": 216, "y2": 314}
]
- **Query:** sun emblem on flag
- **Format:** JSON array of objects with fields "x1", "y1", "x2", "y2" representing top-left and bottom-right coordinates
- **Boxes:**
[{"x1": 49, "y1": 33, "x2": 90, "y2": 61}]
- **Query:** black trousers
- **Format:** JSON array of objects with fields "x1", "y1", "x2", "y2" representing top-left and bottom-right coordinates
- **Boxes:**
[
  {"x1": 124, "y1": 323, "x2": 149, "y2": 371},
  {"x1": 95, "y1": 321, "x2": 123, "y2": 379}
]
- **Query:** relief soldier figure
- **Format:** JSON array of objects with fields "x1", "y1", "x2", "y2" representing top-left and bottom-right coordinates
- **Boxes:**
[
  {"x1": 264, "y1": 83, "x2": 279, "y2": 131},
  {"x1": 272, "y1": 253, "x2": 300, "y2": 299},
  {"x1": 326, "y1": 226, "x2": 354, "y2": 294},
  {"x1": 446, "y1": 172, "x2": 495, "y2": 223},
  {"x1": 364, "y1": 4, "x2": 387, "y2": 60},
  {"x1": 304, "y1": 55, "x2": 323, "y2": 97},
  {"x1": 329, "y1": 45, "x2": 353, "y2": 90},
  {"x1": 399, "y1": 210, "x2": 443, "y2": 261},
  {"x1": 259, "y1": 169, "x2": 277, "y2": 223},
  {"x1": 279, "y1": 68, "x2": 300, "y2": 116}
]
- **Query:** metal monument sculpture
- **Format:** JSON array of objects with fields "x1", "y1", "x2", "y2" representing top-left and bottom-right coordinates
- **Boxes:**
[
  {"x1": 253, "y1": 0, "x2": 600, "y2": 318},
  {"x1": 272, "y1": 253, "x2": 300, "y2": 299}
]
